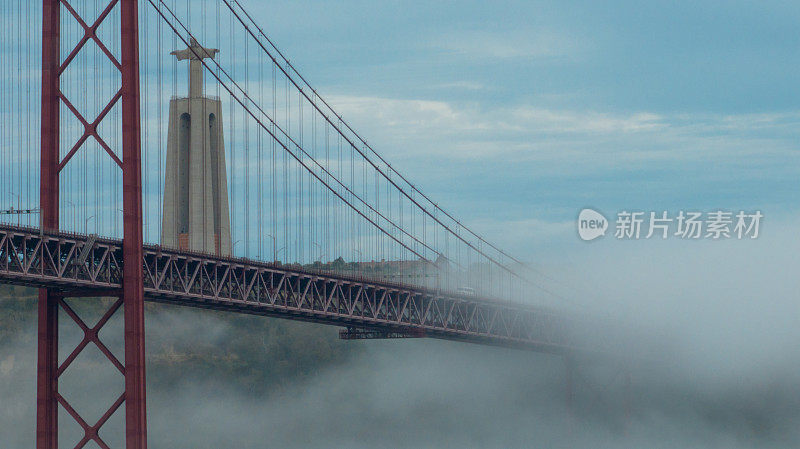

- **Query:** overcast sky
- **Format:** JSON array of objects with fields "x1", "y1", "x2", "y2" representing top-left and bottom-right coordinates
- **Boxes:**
[
  {"x1": 230, "y1": 0, "x2": 800, "y2": 257},
  {"x1": 1, "y1": 0, "x2": 797, "y2": 270}
]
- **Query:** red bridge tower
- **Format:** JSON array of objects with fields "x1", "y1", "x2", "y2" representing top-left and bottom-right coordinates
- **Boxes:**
[{"x1": 37, "y1": 0, "x2": 147, "y2": 447}]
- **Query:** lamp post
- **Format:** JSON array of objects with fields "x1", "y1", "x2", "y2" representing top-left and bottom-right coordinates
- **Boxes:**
[
  {"x1": 118, "y1": 207, "x2": 149, "y2": 241},
  {"x1": 85, "y1": 215, "x2": 95, "y2": 234},
  {"x1": 274, "y1": 246, "x2": 286, "y2": 263},
  {"x1": 67, "y1": 200, "x2": 76, "y2": 231},
  {"x1": 266, "y1": 233, "x2": 277, "y2": 262},
  {"x1": 354, "y1": 249, "x2": 363, "y2": 277},
  {"x1": 312, "y1": 242, "x2": 325, "y2": 262},
  {"x1": 233, "y1": 239, "x2": 242, "y2": 256},
  {"x1": 9, "y1": 192, "x2": 20, "y2": 226}
]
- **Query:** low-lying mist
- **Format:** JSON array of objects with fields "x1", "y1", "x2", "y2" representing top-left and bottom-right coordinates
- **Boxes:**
[{"x1": 1, "y1": 217, "x2": 798, "y2": 448}]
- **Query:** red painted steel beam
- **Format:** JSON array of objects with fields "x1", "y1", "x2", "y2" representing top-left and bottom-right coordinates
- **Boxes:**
[
  {"x1": 37, "y1": 1, "x2": 60, "y2": 447},
  {"x1": 40, "y1": 0, "x2": 59, "y2": 230},
  {"x1": 35, "y1": 292, "x2": 58, "y2": 449},
  {"x1": 120, "y1": 0, "x2": 148, "y2": 447}
]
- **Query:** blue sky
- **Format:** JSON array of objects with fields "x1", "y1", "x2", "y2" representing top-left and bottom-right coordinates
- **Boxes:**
[
  {"x1": 0, "y1": 0, "x2": 796, "y2": 268},
  {"x1": 236, "y1": 0, "x2": 799, "y2": 255}
]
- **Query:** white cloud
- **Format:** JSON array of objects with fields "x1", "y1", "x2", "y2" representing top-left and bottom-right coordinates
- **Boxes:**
[
  {"x1": 435, "y1": 81, "x2": 486, "y2": 91},
  {"x1": 329, "y1": 94, "x2": 668, "y2": 137},
  {"x1": 324, "y1": 94, "x2": 800, "y2": 173},
  {"x1": 433, "y1": 29, "x2": 585, "y2": 61}
]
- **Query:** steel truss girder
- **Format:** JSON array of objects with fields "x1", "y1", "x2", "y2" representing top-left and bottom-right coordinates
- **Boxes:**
[
  {"x1": 0, "y1": 225, "x2": 622, "y2": 354},
  {"x1": 5, "y1": 224, "x2": 126, "y2": 448},
  {"x1": 0, "y1": 227, "x2": 122, "y2": 289}
]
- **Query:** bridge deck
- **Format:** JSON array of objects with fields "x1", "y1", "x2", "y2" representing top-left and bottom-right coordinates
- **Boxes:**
[{"x1": 0, "y1": 224, "x2": 614, "y2": 354}]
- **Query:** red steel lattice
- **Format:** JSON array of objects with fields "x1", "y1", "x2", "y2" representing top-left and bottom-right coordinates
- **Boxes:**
[
  {"x1": 37, "y1": 0, "x2": 146, "y2": 448},
  {"x1": 57, "y1": 297, "x2": 125, "y2": 449}
]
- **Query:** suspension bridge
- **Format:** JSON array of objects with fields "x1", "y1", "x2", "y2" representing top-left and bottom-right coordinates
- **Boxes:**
[{"x1": 0, "y1": 1, "x2": 632, "y2": 447}]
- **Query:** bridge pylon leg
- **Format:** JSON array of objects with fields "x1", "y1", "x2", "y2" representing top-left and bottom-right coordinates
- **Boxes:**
[
  {"x1": 36, "y1": 0, "x2": 147, "y2": 447},
  {"x1": 36, "y1": 0, "x2": 60, "y2": 447},
  {"x1": 35, "y1": 290, "x2": 59, "y2": 449},
  {"x1": 121, "y1": 0, "x2": 147, "y2": 447}
]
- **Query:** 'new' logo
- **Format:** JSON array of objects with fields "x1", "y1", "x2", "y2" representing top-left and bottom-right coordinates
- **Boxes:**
[{"x1": 577, "y1": 209, "x2": 608, "y2": 241}]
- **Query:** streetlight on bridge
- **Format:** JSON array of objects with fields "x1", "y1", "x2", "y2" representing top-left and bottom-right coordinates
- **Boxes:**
[{"x1": 266, "y1": 233, "x2": 277, "y2": 261}]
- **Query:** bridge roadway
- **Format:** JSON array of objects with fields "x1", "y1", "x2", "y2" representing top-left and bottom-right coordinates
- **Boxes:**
[{"x1": 0, "y1": 224, "x2": 614, "y2": 354}]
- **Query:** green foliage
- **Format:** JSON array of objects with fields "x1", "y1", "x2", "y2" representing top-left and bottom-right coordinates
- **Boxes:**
[
  {"x1": 0, "y1": 285, "x2": 37, "y2": 347},
  {"x1": 147, "y1": 308, "x2": 360, "y2": 396},
  {"x1": 0, "y1": 285, "x2": 361, "y2": 398}
]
